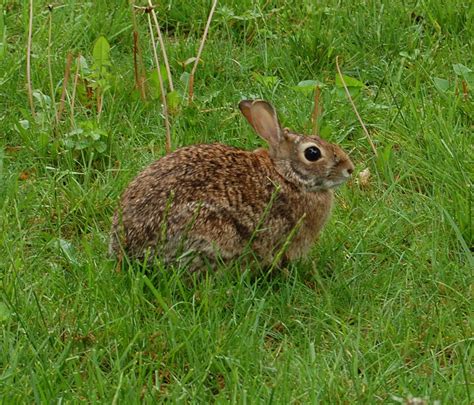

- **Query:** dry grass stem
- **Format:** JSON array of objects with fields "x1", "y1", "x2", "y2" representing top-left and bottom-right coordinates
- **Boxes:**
[
  {"x1": 131, "y1": 0, "x2": 147, "y2": 99},
  {"x1": 97, "y1": 89, "x2": 103, "y2": 116},
  {"x1": 133, "y1": 31, "x2": 147, "y2": 99},
  {"x1": 461, "y1": 80, "x2": 468, "y2": 101},
  {"x1": 70, "y1": 54, "x2": 81, "y2": 125},
  {"x1": 147, "y1": 13, "x2": 172, "y2": 153},
  {"x1": 57, "y1": 52, "x2": 73, "y2": 122},
  {"x1": 148, "y1": 0, "x2": 174, "y2": 92},
  {"x1": 335, "y1": 55, "x2": 378, "y2": 157},
  {"x1": 188, "y1": 0, "x2": 218, "y2": 103}
]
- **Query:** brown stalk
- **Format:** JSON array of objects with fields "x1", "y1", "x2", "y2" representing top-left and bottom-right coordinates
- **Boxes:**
[
  {"x1": 57, "y1": 52, "x2": 73, "y2": 122},
  {"x1": 132, "y1": 31, "x2": 139, "y2": 86},
  {"x1": 188, "y1": 0, "x2": 218, "y2": 104},
  {"x1": 131, "y1": 0, "x2": 147, "y2": 99},
  {"x1": 26, "y1": 0, "x2": 35, "y2": 117},
  {"x1": 97, "y1": 87, "x2": 103, "y2": 116},
  {"x1": 70, "y1": 54, "x2": 81, "y2": 125},
  {"x1": 461, "y1": 80, "x2": 469, "y2": 101},
  {"x1": 335, "y1": 55, "x2": 378, "y2": 157},
  {"x1": 147, "y1": 12, "x2": 172, "y2": 153},
  {"x1": 133, "y1": 31, "x2": 147, "y2": 99},
  {"x1": 148, "y1": 0, "x2": 174, "y2": 92}
]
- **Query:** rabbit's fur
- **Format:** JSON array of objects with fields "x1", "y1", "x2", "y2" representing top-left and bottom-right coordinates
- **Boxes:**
[{"x1": 110, "y1": 100, "x2": 354, "y2": 270}]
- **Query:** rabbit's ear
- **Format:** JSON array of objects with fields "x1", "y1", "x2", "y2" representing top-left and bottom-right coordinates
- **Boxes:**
[{"x1": 239, "y1": 100, "x2": 282, "y2": 146}]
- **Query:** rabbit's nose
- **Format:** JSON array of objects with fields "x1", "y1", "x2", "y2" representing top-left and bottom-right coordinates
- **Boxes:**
[
  {"x1": 343, "y1": 164, "x2": 354, "y2": 178},
  {"x1": 345, "y1": 160, "x2": 355, "y2": 177}
]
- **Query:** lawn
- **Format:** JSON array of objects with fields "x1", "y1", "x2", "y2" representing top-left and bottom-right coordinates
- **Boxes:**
[{"x1": 0, "y1": 0, "x2": 472, "y2": 402}]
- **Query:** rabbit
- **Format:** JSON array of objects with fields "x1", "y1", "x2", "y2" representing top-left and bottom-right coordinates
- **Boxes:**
[{"x1": 109, "y1": 100, "x2": 354, "y2": 271}]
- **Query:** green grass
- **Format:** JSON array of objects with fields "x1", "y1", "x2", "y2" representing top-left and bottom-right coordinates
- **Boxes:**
[{"x1": 1, "y1": 0, "x2": 473, "y2": 402}]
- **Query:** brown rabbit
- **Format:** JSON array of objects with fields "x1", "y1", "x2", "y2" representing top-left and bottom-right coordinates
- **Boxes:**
[{"x1": 110, "y1": 100, "x2": 354, "y2": 270}]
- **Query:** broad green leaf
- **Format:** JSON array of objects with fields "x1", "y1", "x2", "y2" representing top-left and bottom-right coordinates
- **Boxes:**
[
  {"x1": 94, "y1": 141, "x2": 107, "y2": 153},
  {"x1": 67, "y1": 128, "x2": 84, "y2": 136},
  {"x1": 76, "y1": 55, "x2": 91, "y2": 74},
  {"x1": 181, "y1": 57, "x2": 198, "y2": 68},
  {"x1": 19, "y1": 119, "x2": 30, "y2": 130},
  {"x1": 167, "y1": 90, "x2": 181, "y2": 110},
  {"x1": 253, "y1": 72, "x2": 279, "y2": 88},
  {"x1": 399, "y1": 49, "x2": 419, "y2": 61},
  {"x1": 452, "y1": 63, "x2": 474, "y2": 89},
  {"x1": 90, "y1": 131, "x2": 101, "y2": 141},
  {"x1": 335, "y1": 86, "x2": 361, "y2": 98},
  {"x1": 149, "y1": 66, "x2": 169, "y2": 99},
  {"x1": 76, "y1": 139, "x2": 89, "y2": 150},
  {"x1": 56, "y1": 238, "x2": 80, "y2": 266},
  {"x1": 297, "y1": 80, "x2": 325, "y2": 88},
  {"x1": 92, "y1": 35, "x2": 111, "y2": 73},
  {"x1": 180, "y1": 71, "x2": 191, "y2": 86},
  {"x1": 293, "y1": 80, "x2": 325, "y2": 93},
  {"x1": 335, "y1": 74, "x2": 364, "y2": 88},
  {"x1": 433, "y1": 77, "x2": 450, "y2": 93},
  {"x1": 32, "y1": 90, "x2": 51, "y2": 107},
  {"x1": 97, "y1": 128, "x2": 108, "y2": 138},
  {"x1": 81, "y1": 120, "x2": 95, "y2": 131},
  {"x1": 203, "y1": 90, "x2": 221, "y2": 104},
  {"x1": 452, "y1": 63, "x2": 472, "y2": 77},
  {"x1": 63, "y1": 138, "x2": 75, "y2": 149}
]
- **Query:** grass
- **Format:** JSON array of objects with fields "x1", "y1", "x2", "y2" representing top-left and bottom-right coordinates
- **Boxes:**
[{"x1": 0, "y1": 0, "x2": 472, "y2": 402}]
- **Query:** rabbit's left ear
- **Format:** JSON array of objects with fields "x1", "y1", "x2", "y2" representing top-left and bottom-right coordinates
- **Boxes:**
[{"x1": 239, "y1": 100, "x2": 282, "y2": 147}]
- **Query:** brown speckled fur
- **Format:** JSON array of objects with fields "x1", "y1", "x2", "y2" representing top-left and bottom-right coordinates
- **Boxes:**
[{"x1": 110, "y1": 100, "x2": 354, "y2": 270}]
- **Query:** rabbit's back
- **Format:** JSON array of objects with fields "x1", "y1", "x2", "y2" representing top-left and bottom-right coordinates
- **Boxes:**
[{"x1": 110, "y1": 143, "x2": 303, "y2": 265}]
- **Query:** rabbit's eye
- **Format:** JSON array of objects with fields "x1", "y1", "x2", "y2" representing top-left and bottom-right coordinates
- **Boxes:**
[{"x1": 304, "y1": 146, "x2": 321, "y2": 162}]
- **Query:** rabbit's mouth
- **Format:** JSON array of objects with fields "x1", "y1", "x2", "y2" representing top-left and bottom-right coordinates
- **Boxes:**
[
  {"x1": 305, "y1": 177, "x2": 347, "y2": 191},
  {"x1": 321, "y1": 177, "x2": 350, "y2": 189}
]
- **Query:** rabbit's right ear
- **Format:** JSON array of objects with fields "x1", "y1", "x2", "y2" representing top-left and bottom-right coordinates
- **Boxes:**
[{"x1": 239, "y1": 100, "x2": 282, "y2": 147}]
